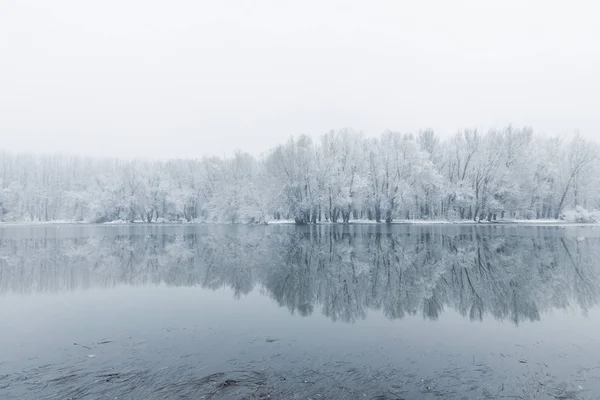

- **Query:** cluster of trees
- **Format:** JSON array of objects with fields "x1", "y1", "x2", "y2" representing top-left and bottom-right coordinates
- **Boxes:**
[
  {"x1": 1, "y1": 127, "x2": 598, "y2": 224},
  {"x1": 2, "y1": 225, "x2": 598, "y2": 324}
]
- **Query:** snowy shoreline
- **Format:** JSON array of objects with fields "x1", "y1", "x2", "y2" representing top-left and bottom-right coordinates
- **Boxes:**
[{"x1": 0, "y1": 219, "x2": 597, "y2": 227}]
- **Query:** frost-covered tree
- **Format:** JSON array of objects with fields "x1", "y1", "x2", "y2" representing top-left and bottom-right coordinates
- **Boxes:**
[
  {"x1": 0, "y1": 127, "x2": 598, "y2": 224},
  {"x1": 266, "y1": 135, "x2": 318, "y2": 224}
]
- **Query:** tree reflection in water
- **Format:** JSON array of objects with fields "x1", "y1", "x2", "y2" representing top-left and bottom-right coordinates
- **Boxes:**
[{"x1": 1, "y1": 225, "x2": 598, "y2": 325}]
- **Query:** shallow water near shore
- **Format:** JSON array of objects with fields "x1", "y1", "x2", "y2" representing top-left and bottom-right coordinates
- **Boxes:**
[{"x1": 1, "y1": 224, "x2": 600, "y2": 399}]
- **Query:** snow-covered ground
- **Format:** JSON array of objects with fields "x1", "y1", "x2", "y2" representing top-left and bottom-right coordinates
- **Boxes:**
[
  {"x1": 0, "y1": 220, "x2": 88, "y2": 226},
  {"x1": 1, "y1": 218, "x2": 597, "y2": 227},
  {"x1": 266, "y1": 219, "x2": 295, "y2": 224},
  {"x1": 501, "y1": 219, "x2": 565, "y2": 224},
  {"x1": 103, "y1": 219, "x2": 132, "y2": 225},
  {"x1": 265, "y1": 218, "x2": 578, "y2": 225},
  {"x1": 266, "y1": 219, "x2": 463, "y2": 225},
  {"x1": 262, "y1": 218, "x2": 592, "y2": 226}
]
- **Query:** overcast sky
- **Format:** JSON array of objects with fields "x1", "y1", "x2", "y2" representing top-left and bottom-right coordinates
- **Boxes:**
[{"x1": 1, "y1": 0, "x2": 598, "y2": 159}]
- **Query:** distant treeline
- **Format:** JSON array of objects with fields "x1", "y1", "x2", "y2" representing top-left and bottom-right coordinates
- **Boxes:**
[{"x1": 0, "y1": 127, "x2": 598, "y2": 224}]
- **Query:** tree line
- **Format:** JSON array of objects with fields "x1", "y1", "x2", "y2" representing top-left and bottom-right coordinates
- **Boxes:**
[{"x1": 0, "y1": 126, "x2": 598, "y2": 224}]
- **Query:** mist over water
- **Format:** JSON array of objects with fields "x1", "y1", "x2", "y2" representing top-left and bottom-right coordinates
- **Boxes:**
[{"x1": 1, "y1": 224, "x2": 600, "y2": 398}]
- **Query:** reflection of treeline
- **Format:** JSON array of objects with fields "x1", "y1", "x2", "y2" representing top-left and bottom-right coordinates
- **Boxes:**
[{"x1": 1, "y1": 227, "x2": 598, "y2": 324}]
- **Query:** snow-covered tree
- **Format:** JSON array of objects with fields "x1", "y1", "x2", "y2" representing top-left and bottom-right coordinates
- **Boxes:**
[{"x1": 0, "y1": 127, "x2": 598, "y2": 224}]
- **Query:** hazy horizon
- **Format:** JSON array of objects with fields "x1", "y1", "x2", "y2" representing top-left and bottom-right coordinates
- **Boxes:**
[
  {"x1": 0, "y1": 127, "x2": 596, "y2": 162},
  {"x1": 2, "y1": 0, "x2": 599, "y2": 159}
]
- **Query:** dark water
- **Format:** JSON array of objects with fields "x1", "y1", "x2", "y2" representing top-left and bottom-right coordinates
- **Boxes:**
[{"x1": 1, "y1": 224, "x2": 600, "y2": 399}]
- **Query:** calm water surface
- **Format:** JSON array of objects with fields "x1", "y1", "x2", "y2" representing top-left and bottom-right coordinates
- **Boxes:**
[{"x1": 1, "y1": 224, "x2": 600, "y2": 399}]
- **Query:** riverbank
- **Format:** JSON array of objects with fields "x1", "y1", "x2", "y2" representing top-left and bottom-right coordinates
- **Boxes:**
[{"x1": 0, "y1": 218, "x2": 596, "y2": 227}]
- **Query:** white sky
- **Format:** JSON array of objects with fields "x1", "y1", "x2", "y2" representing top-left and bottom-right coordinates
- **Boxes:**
[{"x1": 1, "y1": 0, "x2": 599, "y2": 159}]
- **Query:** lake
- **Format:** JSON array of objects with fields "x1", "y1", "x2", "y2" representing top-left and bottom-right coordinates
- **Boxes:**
[{"x1": 1, "y1": 224, "x2": 600, "y2": 399}]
